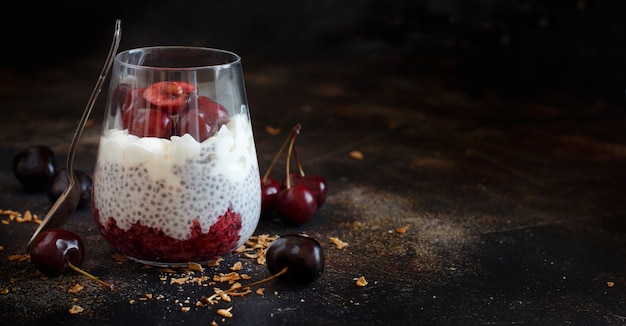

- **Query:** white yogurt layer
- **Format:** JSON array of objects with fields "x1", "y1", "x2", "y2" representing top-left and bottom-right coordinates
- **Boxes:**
[{"x1": 93, "y1": 113, "x2": 261, "y2": 242}]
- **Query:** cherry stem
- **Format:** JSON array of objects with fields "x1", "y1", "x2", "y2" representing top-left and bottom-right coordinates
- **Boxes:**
[
  {"x1": 284, "y1": 127, "x2": 300, "y2": 189},
  {"x1": 292, "y1": 145, "x2": 306, "y2": 177},
  {"x1": 67, "y1": 260, "x2": 114, "y2": 291},
  {"x1": 262, "y1": 124, "x2": 301, "y2": 183},
  {"x1": 207, "y1": 266, "x2": 289, "y2": 301}
]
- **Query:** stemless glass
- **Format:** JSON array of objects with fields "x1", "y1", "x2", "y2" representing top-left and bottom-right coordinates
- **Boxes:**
[{"x1": 92, "y1": 46, "x2": 261, "y2": 267}]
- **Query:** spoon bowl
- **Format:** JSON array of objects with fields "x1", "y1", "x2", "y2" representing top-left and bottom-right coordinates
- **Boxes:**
[{"x1": 27, "y1": 20, "x2": 122, "y2": 249}]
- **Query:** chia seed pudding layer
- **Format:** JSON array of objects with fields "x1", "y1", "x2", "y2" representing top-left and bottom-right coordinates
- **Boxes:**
[{"x1": 92, "y1": 114, "x2": 261, "y2": 265}]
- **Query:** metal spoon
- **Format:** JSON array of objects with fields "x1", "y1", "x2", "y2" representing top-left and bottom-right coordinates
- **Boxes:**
[{"x1": 27, "y1": 19, "x2": 122, "y2": 249}]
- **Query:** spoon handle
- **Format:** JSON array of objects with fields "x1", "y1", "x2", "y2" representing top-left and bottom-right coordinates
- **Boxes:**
[
  {"x1": 27, "y1": 20, "x2": 122, "y2": 249},
  {"x1": 66, "y1": 19, "x2": 122, "y2": 185}
]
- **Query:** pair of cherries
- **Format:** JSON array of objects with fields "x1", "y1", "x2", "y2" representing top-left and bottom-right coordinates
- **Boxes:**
[
  {"x1": 261, "y1": 124, "x2": 328, "y2": 225},
  {"x1": 115, "y1": 81, "x2": 229, "y2": 142},
  {"x1": 12, "y1": 145, "x2": 92, "y2": 208}
]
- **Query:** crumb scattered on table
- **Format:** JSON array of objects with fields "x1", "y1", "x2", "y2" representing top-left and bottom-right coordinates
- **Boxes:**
[
  {"x1": 329, "y1": 237, "x2": 348, "y2": 249},
  {"x1": 356, "y1": 276, "x2": 368, "y2": 287},
  {"x1": 349, "y1": 150, "x2": 364, "y2": 160}
]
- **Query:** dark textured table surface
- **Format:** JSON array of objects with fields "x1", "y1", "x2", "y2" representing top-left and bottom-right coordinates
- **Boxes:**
[{"x1": 3, "y1": 3, "x2": 626, "y2": 325}]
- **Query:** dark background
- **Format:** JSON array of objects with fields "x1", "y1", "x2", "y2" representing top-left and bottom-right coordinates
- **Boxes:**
[
  {"x1": 2, "y1": 0, "x2": 626, "y2": 106},
  {"x1": 2, "y1": 2, "x2": 626, "y2": 324}
]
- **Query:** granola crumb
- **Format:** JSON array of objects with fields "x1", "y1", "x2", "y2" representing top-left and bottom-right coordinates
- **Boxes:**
[
  {"x1": 68, "y1": 284, "x2": 84, "y2": 294},
  {"x1": 607, "y1": 281, "x2": 615, "y2": 288},
  {"x1": 356, "y1": 276, "x2": 368, "y2": 287},
  {"x1": 395, "y1": 225, "x2": 409, "y2": 234},
  {"x1": 208, "y1": 257, "x2": 224, "y2": 267},
  {"x1": 8, "y1": 254, "x2": 29, "y2": 262},
  {"x1": 17, "y1": 210, "x2": 32, "y2": 223},
  {"x1": 230, "y1": 261, "x2": 243, "y2": 271},
  {"x1": 265, "y1": 126, "x2": 282, "y2": 135},
  {"x1": 349, "y1": 150, "x2": 364, "y2": 160},
  {"x1": 181, "y1": 306, "x2": 191, "y2": 312},
  {"x1": 0, "y1": 288, "x2": 9, "y2": 295},
  {"x1": 329, "y1": 237, "x2": 348, "y2": 249},
  {"x1": 68, "y1": 305, "x2": 84, "y2": 314},
  {"x1": 111, "y1": 252, "x2": 129, "y2": 263},
  {"x1": 187, "y1": 262, "x2": 204, "y2": 272},
  {"x1": 217, "y1": 307, "x2": 233, "y2": 318}
]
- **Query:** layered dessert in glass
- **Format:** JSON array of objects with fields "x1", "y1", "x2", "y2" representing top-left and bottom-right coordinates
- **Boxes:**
[{"x1": 92, "y1": 47, "x2": 261, "y2": 266}]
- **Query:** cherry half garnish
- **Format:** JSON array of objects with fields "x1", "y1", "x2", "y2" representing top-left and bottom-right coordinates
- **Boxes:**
[
  {"x1": 275, "y1": 127, "x2": 317, "y2": 225},
  {"x1": 12, "y1": 145, "x2": 56, "y2": 192},
  {"x1": 206, "y1": 234, "x2": 324, "y2": 301},
  {"x1": 29, "y1": 229, "x2": 113, "y2": 290},
  {"x1": 143, "y1": 81, "x2": 197, "y2": 115}
]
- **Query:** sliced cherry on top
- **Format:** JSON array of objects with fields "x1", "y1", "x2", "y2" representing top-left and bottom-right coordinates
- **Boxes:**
[
  {"x1": 143, "y1": 81, "x2": 197, "y2": 115},
  {"x1": 127, "y1": 107, "x2": 174, "y2": 139},
  {"x1": 266, "y1": 234, "x2": 325, "y2": 285}
]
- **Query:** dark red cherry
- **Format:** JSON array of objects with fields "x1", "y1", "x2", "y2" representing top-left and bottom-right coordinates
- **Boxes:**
[
  {"x1": 177, "y1": 109, "x2": 214, "y2": 142},
  {"x1": 111, "y1": 83, "x2": 133, "y2": 112},
  {"x1": 47, "y1": 169, "x2": 93, "y2": 209},
  {"x1": 143, "y1": 81, "x2": 196, "y2": 115},
  {"x1": 29, "y1": 228, "x2": 85, "y2": 277},
  {"x1": 261, "y1": 176, "x2": 280, "y2": 216},
  {"x1": 122, "y1": 88, "x2": 146, "y2": 115},
  {"x1": 127, "y1": 108, "x2": 174, "y2": 139},
  {"x1": 275, "y1": 185, "x2": 317, "y2": 225},
  {"x1": 195, "y1": 95, "x2": 229, "y2": 126},
  {"x1": 178, "y1": 95, "x2": 230, "y2": 141},
  {"x1": 12, "y1": 145, "x2": 56, "y2": 192},
  {"x1": 266, "y1": 234, "x2": 324, "y2": 284},
  {"x1": 282, "y1": 173, "x2": 328, "y2": 207}
]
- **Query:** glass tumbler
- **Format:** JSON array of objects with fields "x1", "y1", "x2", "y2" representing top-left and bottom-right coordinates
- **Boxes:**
[{"x1": 92, "y1": 46, "x2": 261, "y2": 266}]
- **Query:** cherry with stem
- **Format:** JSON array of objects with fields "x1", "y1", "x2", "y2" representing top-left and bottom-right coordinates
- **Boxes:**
[
  {"x1": 275, "y1": 129, "x2": 317, "y2": 225},
  {"x1": 206, "y1": 234, "x2": 324, "y2": 301},
  {"x1": 260, "y1": 124, "x2": 301, "y2": 216},
  {"x1": 29, "y1": 228, "x2": 113, "y2": 291},
  {"x1": 288, "y1": 143, "x2": 328, "y2": 207}
]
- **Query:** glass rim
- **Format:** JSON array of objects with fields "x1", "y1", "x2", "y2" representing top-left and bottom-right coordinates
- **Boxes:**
[{"x1": 115, "y1": 46, "x2": 241, "y2": 70}]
